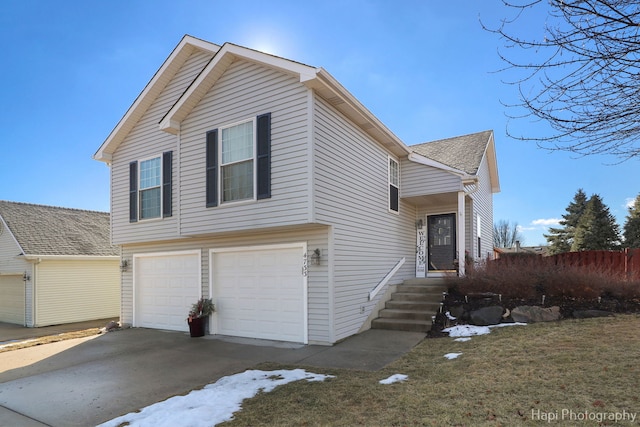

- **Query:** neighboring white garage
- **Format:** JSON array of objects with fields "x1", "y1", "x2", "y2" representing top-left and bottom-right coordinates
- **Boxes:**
[
  {"x1": 211, "y1": 243, "x2": 307, "y2": 344},
  {"x1": 134, "y1": 250, "x2": 201, "y2": 332},
  {"x1": 0, "y1": 274, "x2": 25, "y2": 324},
  {"x1": 0, "y1": 201, "x2": 120, "y2": 327}
]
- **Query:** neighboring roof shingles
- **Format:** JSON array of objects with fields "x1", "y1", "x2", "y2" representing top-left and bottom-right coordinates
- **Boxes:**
[
  {"x1": 0, "y1": 201, "x2": 118, "y2": 257},
  {"x1": 410, "y1": 130, "x2": 493, "y2": 175}
]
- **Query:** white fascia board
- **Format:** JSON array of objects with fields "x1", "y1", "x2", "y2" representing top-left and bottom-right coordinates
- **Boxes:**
[
  {"x1": 476, "y1": 131, "x2": 500, "y2": 193},
  {"x1": 159, "y1": 43, "x2": 319, "y2": 134},
  {"x1": 407, "y1": 152, "x2": 472, "y2": 178},
  {"x1": 94, "y1": 35, "x2": 220, "y2": 162},
  {"x1": 487, "y1": 133, "x2": 501, "y2": 193}
]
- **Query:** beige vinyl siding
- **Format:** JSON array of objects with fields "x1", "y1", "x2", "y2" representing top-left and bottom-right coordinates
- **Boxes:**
[
  {"x1": 110, "y1": 50, "x2": 214, "y2": 245},
  {"x1": 313, "y1": 96, "x2": 416, "y2": 342},
  {"x1": 0, "y1": 223, "x2": 30, "y2": 324},
  {"x1": 401, "y1": 160, "x2": 462, "y2": 197},
  {"x1": 0, "y1": 275, "x2": 25, "y2": 324},
  {"x1": 119, "y1": 225, "x2": 331, "y2": 344},
  {"x1": 178, "y1": 59, "x2": 310, "y2": 235},
  {"x1": 35, "y1": 259, "x2": 120, "y2": 326},
  {"x1": 471, "y1": 154, "x2": 495, "y2": 260}
]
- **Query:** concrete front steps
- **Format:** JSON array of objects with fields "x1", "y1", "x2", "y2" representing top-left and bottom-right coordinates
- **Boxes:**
[{"x1": 371, "y1": 278, "x2": 449, "y2": 332}]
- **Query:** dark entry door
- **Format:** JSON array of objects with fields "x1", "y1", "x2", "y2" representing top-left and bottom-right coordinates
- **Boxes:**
[{"x1": 428, "y1": 214, "x2": 456, "y2": 271}]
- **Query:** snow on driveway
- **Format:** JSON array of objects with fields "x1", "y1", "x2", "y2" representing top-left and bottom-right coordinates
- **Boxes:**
[{"x1": 97, "y1": 369, "x2": 334, "y2": 427}]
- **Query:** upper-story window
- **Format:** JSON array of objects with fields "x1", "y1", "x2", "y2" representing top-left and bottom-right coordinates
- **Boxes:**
[
  {"x1": 388, "y1": 157, "x2": 399, "y2": 213},
  {"x1": 129, "y1": 151, "x2": 172, "y2": 222},
  {"x1": 139, "y1": 157, "x2": 162, "y2": 219},
  {"x1": 221, "y1": 120, "x2": 254, "y2": 203},
  {"x1": 206, "y1": 113, "x2": 271, "y2": 207}
]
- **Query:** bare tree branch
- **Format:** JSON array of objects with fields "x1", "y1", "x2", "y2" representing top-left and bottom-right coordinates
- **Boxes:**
[{"x1": 483, "y1": 0, "x2": 640, "y2": 160}]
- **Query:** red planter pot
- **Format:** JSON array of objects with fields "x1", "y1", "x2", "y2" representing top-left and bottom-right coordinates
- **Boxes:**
[{"x1": 188, "y1": 316, "x2": 207, "y2": 337}]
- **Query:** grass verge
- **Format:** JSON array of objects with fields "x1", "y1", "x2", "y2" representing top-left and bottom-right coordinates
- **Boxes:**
[
  {"x1": 222, "y1": 315, "x2": 640, "y2": 426},
  {"x1": 0, "y1": 328, "x2": 102, "y2": 353}
]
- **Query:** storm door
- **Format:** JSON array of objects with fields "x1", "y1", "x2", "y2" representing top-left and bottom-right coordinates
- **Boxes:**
[{"x1": 427, "y1": 214, "x2": 456, "y2": 271}]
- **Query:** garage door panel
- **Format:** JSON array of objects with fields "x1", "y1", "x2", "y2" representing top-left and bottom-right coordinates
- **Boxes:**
[
  {"x1": 0, "y1": 275, "x2": 25, "y2": 325},
  {"x1": 135, "y1": 252, "x2": 200, "y2": 332},
  {"x1": 212, "y1": 246, "x2": 305, "y2": 343}
]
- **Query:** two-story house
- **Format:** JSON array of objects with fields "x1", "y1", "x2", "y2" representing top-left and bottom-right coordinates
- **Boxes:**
[{"x1": 94, "y1": 35, "x2": 499, "y2": 345}]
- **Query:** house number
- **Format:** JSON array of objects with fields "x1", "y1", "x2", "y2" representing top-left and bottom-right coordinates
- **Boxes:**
[{"x1": 302, "y1": 252, "x2": 308, "y2": 277}]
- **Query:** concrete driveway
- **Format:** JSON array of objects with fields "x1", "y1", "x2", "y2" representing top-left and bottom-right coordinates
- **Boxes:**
[{"x1": 0, "y1": 325, "x2": 425, "y2": 427}]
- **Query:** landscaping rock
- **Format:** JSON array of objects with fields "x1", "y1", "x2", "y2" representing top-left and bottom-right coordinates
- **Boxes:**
[
  {"x1": 572, "y1": 310, "x2": 614, "y2": 319},
  {"x1": 469, "y1": 306, "x2": 504, "y2": 326},
  {"x1": 511, "y1": 305, "x2": 561, "y2": 323},
  {"x1": 448, "y1": 305, "x2": 465, "y2": 319},
  {"x1": 104, "y1": 320, "x2": 121, "y2": 332}
]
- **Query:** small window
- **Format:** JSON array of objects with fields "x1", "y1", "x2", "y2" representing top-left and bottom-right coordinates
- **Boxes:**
[
  {"x1": 221, "y1": 120, "x2": 254, "y2": 203},
  {"x1": 388, "y1": 157, "x2": 399, "y2": 212},
  {"x1": 139, "y1": 157, "x2": 162, "y2": 219},
  {"x1": 477, "y1": 213, "x2": 482, "y2": 258}
]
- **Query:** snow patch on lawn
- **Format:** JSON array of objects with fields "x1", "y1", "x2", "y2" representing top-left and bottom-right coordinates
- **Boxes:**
[
  {"x1": 97, "y1": 369, "x2": 334, "y2": 427},
  {"x1": 444, "y1": 352, "x2": 463, "y2": 359},
  {"x1": 444, "y1": 322, "x2": 527, "y2": 338},
  {"x1": 379, "y1": 374, "x2": 408, "y2": 384}
]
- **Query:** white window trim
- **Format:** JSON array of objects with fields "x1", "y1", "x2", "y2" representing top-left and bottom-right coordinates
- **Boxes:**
[
  {"x1": 138, "y1": 154, "x2": 163, "y2": 221},
  {"x1": 388, "y1": 156, "x2": 400, "y2": 214},
  {"x1": 218, "y1": 117, "x2": 257, "y2": 205}
]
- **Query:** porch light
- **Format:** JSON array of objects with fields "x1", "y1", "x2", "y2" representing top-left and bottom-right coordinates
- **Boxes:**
[
  {"x1": 415, "y1": 219, "x2": 424, "y2": 229},
  {"x1": 311, "y1": 248, "x2": 321, "y2": 266},
  {"x1": 120, "y1": 259, "x2": 130, "y2": 272},
  {"x1": 23, "y1": 271, "x2": 30, "y2": 282}
]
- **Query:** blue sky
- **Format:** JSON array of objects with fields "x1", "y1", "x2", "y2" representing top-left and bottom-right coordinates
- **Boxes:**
[{"x1": 1, "y1": 1, "x2": 637, "y2": 246}]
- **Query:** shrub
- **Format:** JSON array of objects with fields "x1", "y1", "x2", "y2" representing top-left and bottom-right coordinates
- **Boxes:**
[{"x1": 448, "y1": 256, "x2": 640, "y2": 300}]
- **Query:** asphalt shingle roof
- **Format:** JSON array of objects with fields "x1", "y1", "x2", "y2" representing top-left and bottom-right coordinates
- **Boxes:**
[
  {"x1": 410, "y1": 130, "x2": 493, "y2": 175},
  {"x1": 0, "y1": 201, "x2": 118, "y2": 257}
]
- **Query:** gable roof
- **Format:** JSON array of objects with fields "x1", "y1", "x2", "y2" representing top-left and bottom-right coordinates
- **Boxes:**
[
  {"x1": 94, "y1": 35, "x2": 411, "y2": 161},
  {"x1": 94, "y1": 35, "x2": 221, "y2": 162},
  {"x1": 0, "y1": 201, "x2": 119, "y2": 257},
  {"x1": 410, "y1": 130, "x2": 500, "y2": 192}
]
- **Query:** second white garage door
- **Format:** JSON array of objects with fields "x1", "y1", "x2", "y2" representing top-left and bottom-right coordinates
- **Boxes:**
[
  {"x1": 134, "y1": 251, "x2": 201, "y2": 332},
  {"x1": 211, "y1": 244, "x2": 307, "y2": 343},
  {"x1": 0, "y1": 274, "x2": 24, "y2": 325}
]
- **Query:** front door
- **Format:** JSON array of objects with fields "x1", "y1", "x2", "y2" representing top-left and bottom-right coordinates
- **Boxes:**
[{"x1": 428, "y1": 214, "x2": 456, "y2": 271}]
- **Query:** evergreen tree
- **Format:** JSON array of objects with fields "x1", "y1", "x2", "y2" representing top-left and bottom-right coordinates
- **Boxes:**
[
  {"x1": 623, "y1": 194, "x2": 640, "y2": 248},
  {"x1": 572, "y1": 194, "x2": 620, "y2": 251},
  {"x1": 545, "y1": 189, "x2": 588, "y2": 254}
]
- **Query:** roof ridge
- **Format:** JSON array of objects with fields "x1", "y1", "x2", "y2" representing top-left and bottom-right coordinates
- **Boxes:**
[{"x1": 411, "y1": 129, "x2": 492, "y2": 147}]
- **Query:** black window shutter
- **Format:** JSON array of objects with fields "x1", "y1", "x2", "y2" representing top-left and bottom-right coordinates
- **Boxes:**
[
  {"x1": 256, "y1": 112, "x2": 271, "y2": 200},
  {"x1": 206, "y1": 129, "x2": 218, "y2": 207},
  {"x1": 129, "y1": 161, "x2": 138, "y2": 222},
  {"x1": 162, "y1": 151, "x2": 173, "y2": 217}
]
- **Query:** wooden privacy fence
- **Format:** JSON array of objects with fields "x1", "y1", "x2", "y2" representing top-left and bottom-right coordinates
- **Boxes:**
[
  {"x1": 550, "y1": 248, "x2": 640, "y2": 279},
  {"x1": 495, "y1": 248, "x2": 640, "y2": 279}
]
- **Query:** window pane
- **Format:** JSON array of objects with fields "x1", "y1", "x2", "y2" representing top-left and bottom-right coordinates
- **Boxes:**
[
  {"x1": 140, "y1": 158, "x2": 161, "y2": 189},
  {"x1": 140, "y1": 187, "x2": 161, "y2": 219},
  {"x1": 222, "y1": 160, "x2": 254, "y2": 202},
  {"x1": 222, "y1": 121, "x2": 253, "y2": 164},
  {"x1": 389, "y1": 159, "x2": 399, "y2": 186}
]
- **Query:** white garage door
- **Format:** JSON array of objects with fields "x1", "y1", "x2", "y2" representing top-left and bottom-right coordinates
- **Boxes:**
[
  {"x1": 0, "y1": 275, "x2": 25, "y2": 325},
  {"x1": 212, "y1": 244, "x2": 307, "y2": 343},
  {"x1": 134, "y1": 251, "x2": 201, "y2": 332}
]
